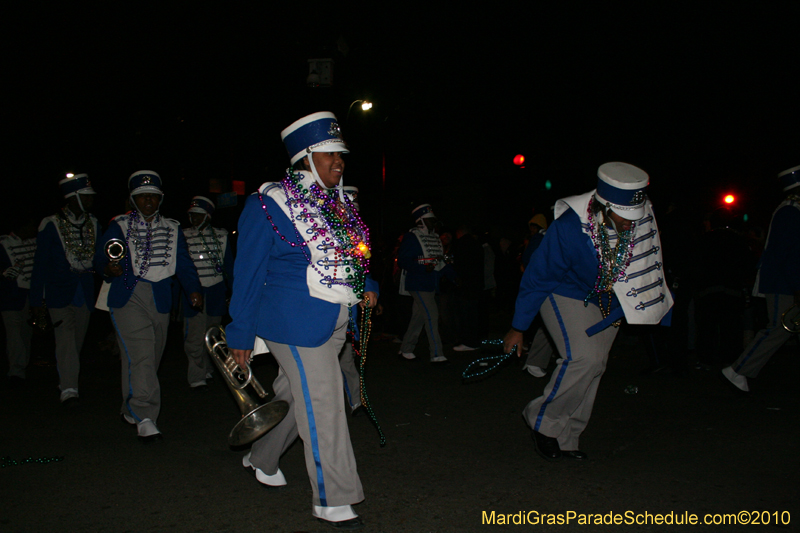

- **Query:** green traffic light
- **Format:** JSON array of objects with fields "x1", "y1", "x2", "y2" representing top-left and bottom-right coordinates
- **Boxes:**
[{"x1": 545, "y1": 180, "x2": 552, "y2": 191}]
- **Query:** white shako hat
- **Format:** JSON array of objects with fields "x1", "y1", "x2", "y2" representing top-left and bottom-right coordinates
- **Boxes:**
[
  {"x1": 778, "y1": 164, "x2": 800, "y2": 192},
  {"x1": 594, "y1": 162, "x2": 650, "y2": 221},
  {"x1": 59, "y1": 173, "x2": 96, "y2": 198},
  {"x1": 188, "y1": 196, "x2": 215, "y2": 216},
  {"x1": 281, "y1": 112, "x2": 349, "y2": 165},
  {"x1": 412, "y1": 204, "x2": 435, "y2": 222},
  {"x1": 128, "y1": 170, "x2": 163, "y2": 196}
]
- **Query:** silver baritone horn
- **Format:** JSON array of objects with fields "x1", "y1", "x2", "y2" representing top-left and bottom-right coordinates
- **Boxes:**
[
  {"x1": 205, "y1": 326, "x2": 289, "y2": 446},
  {"x1": 104, "y1": 238, "x2": 127, "y2": 261}
]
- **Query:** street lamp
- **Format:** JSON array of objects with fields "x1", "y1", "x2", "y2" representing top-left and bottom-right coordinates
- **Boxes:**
[{"x1": 346, "y1": 99, "x2": 373, "y2": 121}]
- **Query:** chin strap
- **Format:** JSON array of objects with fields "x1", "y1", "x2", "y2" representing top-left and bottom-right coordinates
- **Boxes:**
[{"x1": 307, "y1": 154, "x2": 345, "y2": 201}]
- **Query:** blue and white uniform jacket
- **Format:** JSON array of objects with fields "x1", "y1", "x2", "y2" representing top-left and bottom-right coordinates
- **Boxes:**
[
  {"x1": 397, "y1": 227, "x2": 454, "y2": 293},
  {"x1": 512, "y1": 191, "x2": 673, "y2": 337},
  {"x1": 29, "y1": 211, "x2": 100, "y2": 310},
  {"x1": 0, "y1": 234, "x2": 36, "y2": 311},
  {"x1": 94, "y1": 213, "x2": 201, "y2": 314},
  {"x1": 181, "y1": 226, "x2": 234, "y2": 318},
  {"x1": 226, "y1": 179, "x2": 379, "y2": 351},
  {"x1": 752, "y1": 197, "x2": 800, "y2": 297}
]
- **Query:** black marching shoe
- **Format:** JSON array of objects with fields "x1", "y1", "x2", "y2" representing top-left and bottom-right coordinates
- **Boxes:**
[
  {"x1": 562, "y1": 450, "x2": 588, "y2": 460},
  {"x1": 532, "y1": 430, "x2": 561, "y2": 461}
]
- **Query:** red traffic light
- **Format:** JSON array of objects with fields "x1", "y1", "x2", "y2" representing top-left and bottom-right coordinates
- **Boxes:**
[
  {"x1": 513, "y1": 154, "x2": 525, "y2": 166},
  {"x1": 723, "y1": 194, "x2": 735, "y2": 205}
]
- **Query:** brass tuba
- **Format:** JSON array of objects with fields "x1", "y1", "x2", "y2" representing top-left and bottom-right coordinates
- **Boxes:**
[
  {"x1": 781, "y1": 304, "x2": 800, "y2": 334},
  {"x1": 205, "y1": 326, "x2": 289, "y2": 446}
]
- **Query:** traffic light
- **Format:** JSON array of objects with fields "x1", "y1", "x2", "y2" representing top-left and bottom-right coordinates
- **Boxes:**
[
  {"x1": 513, "y1": 154, "x2": 525, "y2": 167},
  {"x1": 723, "y1": 194, "x2": 735, "y2": 205}
]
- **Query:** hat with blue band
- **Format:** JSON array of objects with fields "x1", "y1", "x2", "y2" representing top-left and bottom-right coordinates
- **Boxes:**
[
  {"x1": 281, "y1": 112, "x2": 349, "y2": 165},
  {"x1": 594, "y1": 162, "x2": 649, "y2": 221},
  {"x1": 188, "y1": 196, "x2": 215, "y2": 216},
  {"x1": 412, "y1": 204, "x2": 435, "y2": 222},
  {"x1": 778, "y1": 164, "x2": 800, "y2": 192},
  {"x1": 128, "y1": 170, "x2": 163, "y2": 195},
  {"x1": 59, "y1": 173, "x2": 96, "y2": 198}
]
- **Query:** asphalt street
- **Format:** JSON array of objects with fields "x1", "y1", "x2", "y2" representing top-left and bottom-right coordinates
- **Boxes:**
[{"x1": 1, "y1": 313, "x2": 798, "y2": 532}]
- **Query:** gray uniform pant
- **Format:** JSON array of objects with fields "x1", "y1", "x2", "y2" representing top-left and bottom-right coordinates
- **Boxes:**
[
  {"x1": 339, "y1": 341, "x2": 361, "y2": 410},
  {"x1": 183, "y1": 305, "x2": 221, "y2": 385},
  {"x1": 49, "y1": 304, "x2": 91, "y2": 391},
  {"x1": 110, "y1": 282, "x2": 170, "y2": 423},
  {"x1": 524, "y1": 326, "x2": 556, "y2": 369},
  {"x1": 731, "y1": 293, "x2": 796, "y2": 378},
  {"x1": 400, "y1": 290, "x2": 444, "y2": 359},
  {"x1": 523, "y1": 294, "x2": 618, "y2": 451},
  {"x1": 249, "y1": 305, "x2": 363, "y2": 508},
  {"x1": 3, "y1": 301, "x2": 33, "y2": 378}
]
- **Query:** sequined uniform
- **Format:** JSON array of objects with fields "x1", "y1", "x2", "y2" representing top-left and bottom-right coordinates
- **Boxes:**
[
  {"x1": 512, "y1": 191, "x2": 671, "y2": 451},
  {"x1": 94, "y1": 213, "x2": 201, "y2": 423},
  {"x1": 181, "y1": 225, "x2": 234, "y2": 387},
  {"x1": 226, "y1": 174, "x2": 378, "y2": 509},
  {"x1": 1, "y1": 234, "x2": 36, "y2": 378},
  {"x1": 29, "y1": 210, "x2": 100, "y2": 393}
]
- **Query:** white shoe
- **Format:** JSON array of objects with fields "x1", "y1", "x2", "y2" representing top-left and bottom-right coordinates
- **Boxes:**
[
  {"x1": 399, "y1": 352, "x2": 416, "y2": 360},
  {"x1": 430, "y1": 355, "x2": 448, "y2": 363},
  {"x1": 312, "y1": 504, "x2": 358, "y2": 522},
  {"x1": 243, "y1": 452, "x2": 287, "y2": 487},
  {"x1": 722, "y1": 366, "x2": 749, "y2": 392},
  {"x1": 59, "y1": 388, "x2": 79, "y2": 403},
  {"x1": 452, "y1": 344, "x2": 479, "y2": 352},
  {"x1": 190, "y1": 380, "x2": 208, "y2": 388},
  {"x1": 136, "y1": 418, "x2": 162, "y2": 440},
  {"x1": 122, "y1": 413, "x2": 136, "y2": 425},
  {"x1": 524, "y1": 365, "x2": 546, "y2": 377}
]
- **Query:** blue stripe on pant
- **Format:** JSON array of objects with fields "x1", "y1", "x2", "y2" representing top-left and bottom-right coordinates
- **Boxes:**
[{"x1": 290, "y1": 344, "x2": 327, "y2": 505}]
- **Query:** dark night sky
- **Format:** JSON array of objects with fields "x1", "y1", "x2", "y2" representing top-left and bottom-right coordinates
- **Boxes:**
[{"x1": 3, "y1": 3, "x2": 800, "y2": 238}]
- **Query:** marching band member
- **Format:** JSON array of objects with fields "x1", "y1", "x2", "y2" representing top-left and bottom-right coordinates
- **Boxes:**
[
  {"x1": 722, "y1": 165, "x2": 800, "y2": 392},
  {"x1": 397, "y1": 204, "x2": 449, "y2": 363},
  {"x1": 94, "y1": 171, "x2": 202, "y2": 442},
  {"x1": 29, "y1": 174, "x2": 100, "y2": 404},
  {"x1": 182, "y1": 196, "x2": 234, "y2": 390},
  {"x1": 227, "y1": 112, "x2": 378, "y2": 530},
  {"x1": 1, "y1": 218, "x2": 37, "y2": 386},
  {"x1": 504, "y1": 163, "x2": 673, "y2": 461}
]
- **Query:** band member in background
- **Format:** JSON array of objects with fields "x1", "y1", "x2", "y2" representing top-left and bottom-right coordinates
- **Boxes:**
[
  {"x1": 722, "y1": 164, "x2": 800, "y2": 392},
  {"x1": 504, "y1": 163, "x2": 673, "y2": 461},
  {"x1": 1, "y1": 217, "x2": 38, "y2": 387},
  {"x1": 397, "y1": 204, "x2": 450, "y2": 363},
  {"x1": 29, "y1": 173, "x2": 100, "y2": 405},
  {"x1": 227, "y1": 112, "x2": 378, "y2": 530},
  {"x1": 94, "y1": 171, "x2": 202, "y2": 442},
  {"x1": 182, "y1": 196, "x2": 233, "y2": 390}
]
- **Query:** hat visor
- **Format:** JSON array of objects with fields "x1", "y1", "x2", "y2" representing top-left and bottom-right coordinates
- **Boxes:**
[
  {"x1": 131, "y1": 186, "x2": 163, "y2": 196},
  {"x1": 64, "y1": 187, "x2": 96, "y2": 198},
  {"x1": 188, "y1": 207, "x2": 209, "y2": 215},
  {"x1": 290, "y1": 142, "x2": 349, "y2": 165},
  {"x1": 595, "y1": 192, "x2": 645, "y2": 221}
]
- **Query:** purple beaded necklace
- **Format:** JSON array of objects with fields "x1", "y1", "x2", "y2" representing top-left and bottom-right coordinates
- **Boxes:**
[
  {"x1": 584, "y1": 197, "x2": 636, "y2": 319},
  {"x1": 122, "y1": 210, "x2": 158, "y2": 291},
  {"x1": 257, "y1": 168, "x2": 370, "y2": 298}
]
